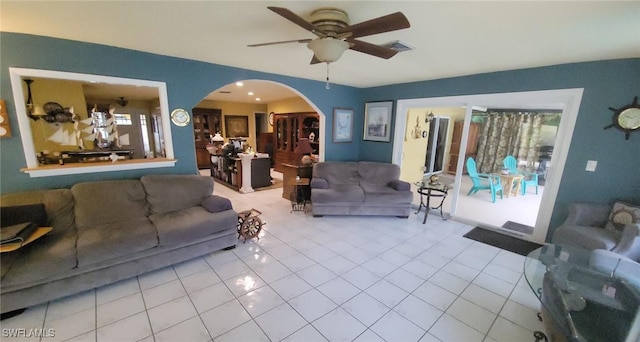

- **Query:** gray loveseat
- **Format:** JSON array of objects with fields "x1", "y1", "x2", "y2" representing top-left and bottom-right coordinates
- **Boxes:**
[
  {"x1": 0, "y1": 175, "x2": 237, "y2": 314},
  {"x1": 310, "y1": 161, "x2": 412, "y2": 217}
]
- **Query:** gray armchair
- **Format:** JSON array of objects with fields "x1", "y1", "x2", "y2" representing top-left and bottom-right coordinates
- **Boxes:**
[{"x1": 552, "y1": 203, "x2": 640, "y2": 261}]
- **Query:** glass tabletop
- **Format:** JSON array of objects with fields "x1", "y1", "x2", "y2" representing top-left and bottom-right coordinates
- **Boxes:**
[
  {"x1": 524, "y1": 244, "x2": 640, "y2": 342},
  {"x1": 414, "y1": 177, "x2": 453, "y2": 192}
]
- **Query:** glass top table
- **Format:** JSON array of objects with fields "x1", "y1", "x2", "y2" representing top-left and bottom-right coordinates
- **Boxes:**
[{"x1": 524, "y1": 244, "x2": 640, "y2": 342}]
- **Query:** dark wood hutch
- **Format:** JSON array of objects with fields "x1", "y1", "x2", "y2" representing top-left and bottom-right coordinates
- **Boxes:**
[
  {"x1": 273, "y1": 112, "x2": 319, "y2": 172},
  {"x1": 192, "y1": 107, "x2": 222, "y2": 169}
]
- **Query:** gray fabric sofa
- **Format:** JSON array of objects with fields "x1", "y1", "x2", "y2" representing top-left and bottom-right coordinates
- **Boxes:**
[
  {"x1": 0, "y1": 175, "x2": 237, "y2": 314},
  {"x1": 552, "y1": 202, "x2": 640, "y2": 261},
  {"x1": 310, "y1": 161, "x2": 412, "y2": 217}
]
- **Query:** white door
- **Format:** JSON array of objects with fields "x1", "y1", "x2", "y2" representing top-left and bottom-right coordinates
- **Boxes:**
[{"x1": 424, "y1": 117, "x2": 449, "y2": 176}]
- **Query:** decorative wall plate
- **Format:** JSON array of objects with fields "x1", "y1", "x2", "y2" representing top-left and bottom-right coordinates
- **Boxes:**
[{"x1": 171, "y1": 108, "x2": 190, "y2": 127}]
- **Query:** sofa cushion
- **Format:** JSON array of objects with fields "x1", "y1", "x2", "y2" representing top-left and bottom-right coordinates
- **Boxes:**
[
  {"x1": 589, "y1": 249, "x2": 640, "y2": 288},
  {"x1": 0, "y1": 229, "x2": 78, "y2": 286},
  {"x1": 201, "y1": 195, "x2": 233, "y2": 213},
  {"x1": 311, "y1": 185, "x2": 364, "y2": 203},
  {"x1": 357, "y1": 161, "x2": 401, "y2": 185},
  {"x1": 0, "y1": 189, "x2": 76, "y2": 282},
  {"x1": 0, "y1": 189, "x2": 75, "y2": 237},
  {"x1": 141, "y1": 175, "x2": 214, "y2": 215},
  {"x1": 552, "y1": 225, "x2": 618, "y2": 251},
  {"x1": 360, "y1": 183, "x2": 413, "y2": 204},
  {"x1": 76, "y1": 217, "x2": 158, "y2": 267},
  {"x1": 72, "y1": 180, "x2": 148, "y2": 230},
  {"x1": 313, "y1": 162, "x2": 359, "y2": 185},
  {"x1": 149, "y1": 207, "x2": 237, "y2": 246}
]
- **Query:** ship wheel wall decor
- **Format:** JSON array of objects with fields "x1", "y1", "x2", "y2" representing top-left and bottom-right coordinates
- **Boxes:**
[{"x1": 604, "y1": 96, "x2": 640, "y2": 140}]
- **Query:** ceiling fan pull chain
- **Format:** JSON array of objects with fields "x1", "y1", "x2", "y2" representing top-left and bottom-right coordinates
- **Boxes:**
[{"x1": 325, "y1": 62, "x2": 331, "y2": 89}]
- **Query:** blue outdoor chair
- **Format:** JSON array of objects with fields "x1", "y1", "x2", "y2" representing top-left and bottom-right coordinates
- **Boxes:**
[
  {"x1": 503, "y1": 155, "x2": 539, "y2": 195},
  {"x1": 466, "y1": 157, "x2": 503, "y2": 203}
]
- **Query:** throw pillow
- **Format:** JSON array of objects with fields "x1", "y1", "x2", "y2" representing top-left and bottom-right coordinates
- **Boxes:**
[
  {"x1": 200, "y1": 195, "x2": 233, "y2": 213},
  {"x1": 0, "y1": 204, "x2": 47, "y2": 227},
  {"x1": 606, "y1": 201, "x2": 640, "y2": 232}
]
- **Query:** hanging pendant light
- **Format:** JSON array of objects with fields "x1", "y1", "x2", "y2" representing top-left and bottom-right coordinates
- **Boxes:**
[
  {"x1": 307, "y1": 38, "x2": 349, "y2": 90},
  {"x1": 307, "y1": 38, "x2": 349, "y2": 63}
]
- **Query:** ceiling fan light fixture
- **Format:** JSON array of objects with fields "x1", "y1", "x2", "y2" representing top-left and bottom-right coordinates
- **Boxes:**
[{"x1": 307, "y1": 38, "x2": 349, "y2": 63}]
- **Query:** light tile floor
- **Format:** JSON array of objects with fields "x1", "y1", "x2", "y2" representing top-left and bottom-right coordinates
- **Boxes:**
[{"x1": 0, "y1": 176, "x2": 546, "y2": 342}]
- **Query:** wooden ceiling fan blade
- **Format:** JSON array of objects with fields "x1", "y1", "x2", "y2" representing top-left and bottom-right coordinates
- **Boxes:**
[
  {"x1": 267, "y1": 6, "x2": 327, "y2": 37},
  {"x1": 247, "y1": 39, "x2": 311, "y2": 47},
  {"x1": 338, "y1": 12, "x2": 410, "y2": 38},
  {"x1": 348, "y1": 39, "x2": 398, "y2": 59}
]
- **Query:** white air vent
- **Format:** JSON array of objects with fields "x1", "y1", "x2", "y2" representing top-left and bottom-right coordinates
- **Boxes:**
[{"x1": 382, "y1": 40, "x2": 414, "y2": 52}]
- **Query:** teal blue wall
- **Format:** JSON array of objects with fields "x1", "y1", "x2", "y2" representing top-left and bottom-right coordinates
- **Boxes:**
[
  {"x1": 0, "y1": 33, "x2": 362, "y2": 193},
  {"x1": 2, "y1": 33, "x2": 639, "y2": 241},
  {"x1": 362, "y1": 59, "x2": 640, "y2": 237}
]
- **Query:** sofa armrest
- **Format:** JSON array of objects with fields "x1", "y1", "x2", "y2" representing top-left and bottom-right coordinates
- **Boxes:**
[
  {"x1": 310, "y1": 178, "x2": 329, "y2": 189},
  {"x1": 388, "y1": 180, "x2": 410, "y2": 191},
  {"x1": 564, "y1": 203, "x2": 611, "y2": 228},
  {"x1": 611, "y1": 223, "x2": 640, "y2": 255},
  {"x1": 200, "y1": 195, "x2": 233, "y2": 213}
]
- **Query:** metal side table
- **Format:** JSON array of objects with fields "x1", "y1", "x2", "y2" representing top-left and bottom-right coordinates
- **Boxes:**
[
  {"x1": 288, "y1": 178, "x2": 310, "y2": 213},
  {"x1": 414, "y1": 180, "x2": 452, "y2": 224}
]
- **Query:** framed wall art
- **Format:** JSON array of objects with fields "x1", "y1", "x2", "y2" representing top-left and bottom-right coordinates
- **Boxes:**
[
  {"x1": 333, "y1": 108, "x2": 353, "y2": 143},
  {"x1": 224, "y1": 115, "x2": 249, "y2": 137},
  {"x1": 364, "y1": 101, "x2": 393, "y2": 142}
]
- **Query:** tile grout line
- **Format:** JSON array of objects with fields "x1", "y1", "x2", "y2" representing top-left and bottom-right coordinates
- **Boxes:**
[
  {"x1": 447, "y1": 241, "x2": 536, "y2": 341},
  {"x1": 94, "y1": 289, "x2": 98, "y2": 342}
]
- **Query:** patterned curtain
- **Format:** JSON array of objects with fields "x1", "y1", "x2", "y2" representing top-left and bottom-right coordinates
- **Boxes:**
[{"x1": 475, "y1": 112, "x2": 544, "y2": 173}]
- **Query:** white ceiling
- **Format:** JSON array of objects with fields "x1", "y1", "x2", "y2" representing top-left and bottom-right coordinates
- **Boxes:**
[{"x1": 2, "y1": 1, "x2": 639, "y2": 104}]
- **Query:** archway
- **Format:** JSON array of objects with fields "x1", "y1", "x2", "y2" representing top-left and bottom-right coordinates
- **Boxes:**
[{"x1": 193, "y1": 79, "x2": 326, "y2": 193}]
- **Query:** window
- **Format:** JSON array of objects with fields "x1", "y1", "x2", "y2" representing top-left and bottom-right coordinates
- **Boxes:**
[
  {"x1": 113, "y1": 113, "x2": 132, "y2": 125},
  {"x1": 139, "y1": 115, "x2": 151, "y2": 157}
]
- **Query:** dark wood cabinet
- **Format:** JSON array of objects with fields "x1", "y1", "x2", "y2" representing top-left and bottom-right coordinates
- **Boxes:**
[
  {"x1": 192, "y1": 107, "x2": 222, "y2": 169},
  {"x1": 257, "y1": 132, "x2": 274, "y2": 154},
  {"x1": 447, "y1": 121, "x2": 480, "y2": 174},
  {"x1": 302, "y1": 115, "x2": 320, "y2": 154},
  {"x1": 273, "y1": 112, "x2": 319, "y2": 172}
]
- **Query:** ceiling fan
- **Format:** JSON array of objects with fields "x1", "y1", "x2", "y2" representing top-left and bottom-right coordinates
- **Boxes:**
[{"x1": 248, "y1": 6, "x2": 411, "y2": 65}]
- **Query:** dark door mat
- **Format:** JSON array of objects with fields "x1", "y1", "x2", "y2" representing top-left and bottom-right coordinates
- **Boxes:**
[
  {"x1": 502, "y1": 220, "x2": 534, "y2": 235},
  {"x1": 463, "y1": 227, "x2": 542, "y2": 256}
]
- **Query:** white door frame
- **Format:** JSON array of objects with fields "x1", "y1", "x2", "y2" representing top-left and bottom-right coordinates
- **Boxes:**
[{"x1": 393, "y1": 88, "x2": 583, "y2": 243}]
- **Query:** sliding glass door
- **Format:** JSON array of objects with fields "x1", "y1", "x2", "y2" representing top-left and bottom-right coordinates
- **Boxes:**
[{"x1": 393, "y1": 89, "x2": 583, "y2": 244}]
